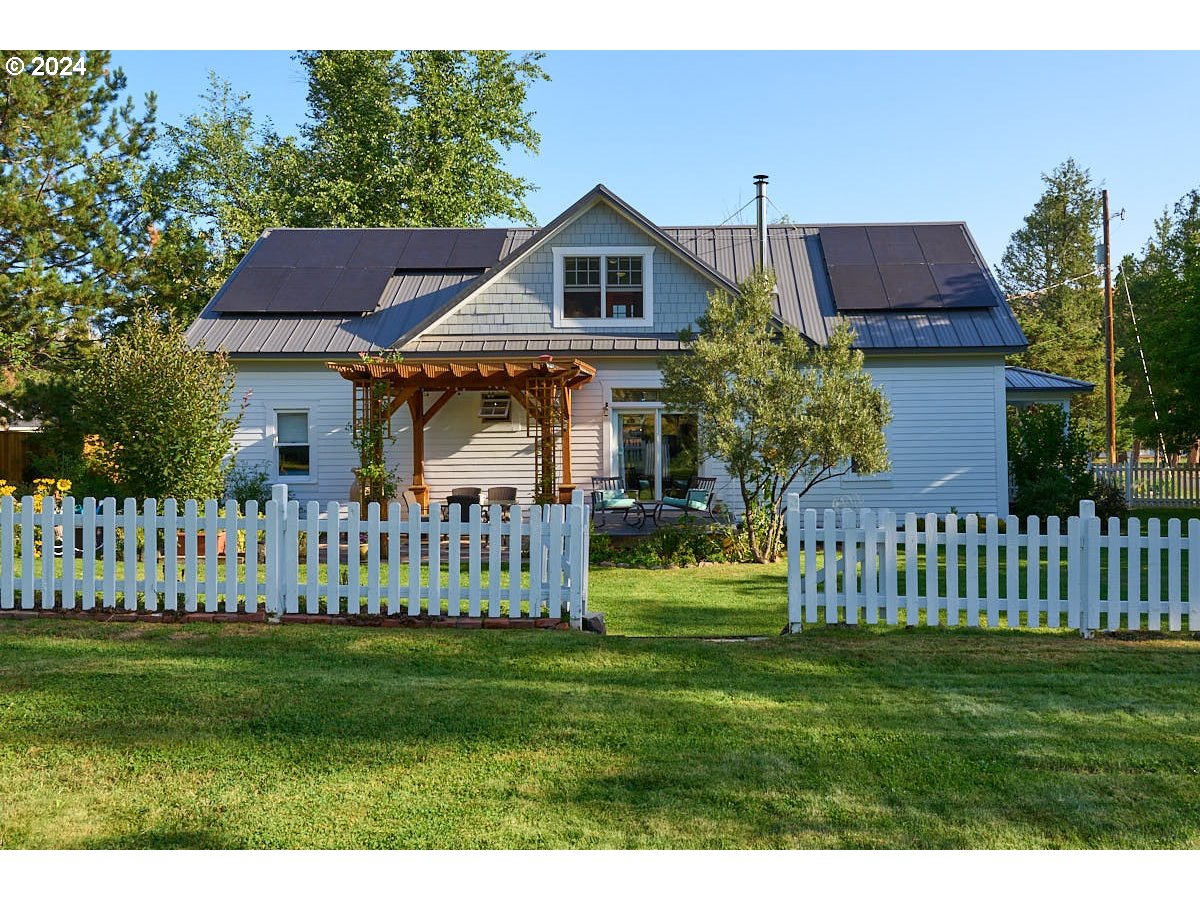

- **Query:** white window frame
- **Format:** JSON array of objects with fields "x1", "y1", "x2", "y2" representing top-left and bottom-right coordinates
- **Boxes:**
[
  {"x1": 273, "y1": 409, "x2": 314, "y2": 483},
  {"x1": 552, "y1": 246, "x2": 655, "y2": 328}
]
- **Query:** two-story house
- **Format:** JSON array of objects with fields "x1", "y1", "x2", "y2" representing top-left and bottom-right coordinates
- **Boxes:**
[{"x1": 186, "y1": 180, "x2": 1034, "y2": 516}]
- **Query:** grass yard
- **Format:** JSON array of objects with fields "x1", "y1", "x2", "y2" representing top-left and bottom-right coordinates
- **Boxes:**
[{"x1": 3, "y1": 562, "x2": 1200, "y2": 849}]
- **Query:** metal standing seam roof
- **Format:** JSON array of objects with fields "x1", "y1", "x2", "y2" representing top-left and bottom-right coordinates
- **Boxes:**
[
  {"x1": 1004, "y1": 366, "x2": 1094, "y2": 393},
  {"x1": 186, "y1": 189, "x2": 1027, "y2": 357}
]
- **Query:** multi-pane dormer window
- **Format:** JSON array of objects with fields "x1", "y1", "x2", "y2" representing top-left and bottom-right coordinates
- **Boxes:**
[
  {"x1": 552, "y1": 246, "x2": 654, "y2": 326},
  {"x1": 605, "y1": 256, "x2": 643, "y2": 318},
  {"x1": 563, "y1": 255, "x2": 601, "y2": 318}
]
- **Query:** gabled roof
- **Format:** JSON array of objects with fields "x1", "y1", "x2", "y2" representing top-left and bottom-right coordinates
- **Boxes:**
[
  {"x1": 406, "y1": 184, "x2": 743, "y2": 338},
  {"x1": 186, "y1": 184, "x2": 1028, "y2": 357},
  {"x1": 1005, "y1": 366, "x2": 1094, "y2": 394}
]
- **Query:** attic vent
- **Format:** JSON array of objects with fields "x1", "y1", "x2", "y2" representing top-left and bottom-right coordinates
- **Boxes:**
[{"x1": 480, "y1": 392, "x2": 511, "y2": 421}]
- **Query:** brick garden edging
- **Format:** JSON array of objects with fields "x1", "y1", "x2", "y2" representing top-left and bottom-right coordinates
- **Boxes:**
[{"x1": 0, "y1": 608, "x2": 570, "y2": 629}]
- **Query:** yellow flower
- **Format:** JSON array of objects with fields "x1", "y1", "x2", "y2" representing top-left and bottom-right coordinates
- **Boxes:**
[{"x1": 56, "y1": 478, "x2": 72, "y2": 492}]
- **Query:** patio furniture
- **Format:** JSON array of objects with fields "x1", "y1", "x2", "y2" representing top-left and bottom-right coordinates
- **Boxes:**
[
  {"x1": 452, "y1": 486, "x2": 482, "y2": 501},
  {"x1": 590, "y1": 476, "x2": 645, "y2": 529},
  {"x1": 444, "y1": 494, "x2": 479, "y2": 522},
  {"x1": 650, "y1": 476, "x2": 719, "y2": 526},
  {"x1": 396, "y1": 489, "x2": 424, "y2": 519},
  {"x1": 486, "y1": 486, "x2": 518, "y2": 521}
]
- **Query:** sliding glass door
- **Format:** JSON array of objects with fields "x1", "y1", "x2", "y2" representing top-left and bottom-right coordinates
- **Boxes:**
[{"x1": 614, "y1": 407, "x2": 698, "y2": 501}]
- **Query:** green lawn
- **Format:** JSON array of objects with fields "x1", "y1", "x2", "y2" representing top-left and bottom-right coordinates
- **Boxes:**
[{"x1": 3, "y1": 563, "x2": 1200, "y2": 849}]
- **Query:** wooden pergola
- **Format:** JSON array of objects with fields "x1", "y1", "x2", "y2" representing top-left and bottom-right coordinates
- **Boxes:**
[{"x1": 326, "y1": 357, "x2": 596, "y2": 509}]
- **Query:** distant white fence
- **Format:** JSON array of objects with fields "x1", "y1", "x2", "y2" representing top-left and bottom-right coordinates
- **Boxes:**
[
  {"x1": 1091, "y1": 459, "x2": 1200, "y2": 507},
  {"x1": 0, "y1": 486, "x2": 589, "y2": 626},
  {"x1": 785, "y1": 497, "x2": 1199, "y2": 635}
]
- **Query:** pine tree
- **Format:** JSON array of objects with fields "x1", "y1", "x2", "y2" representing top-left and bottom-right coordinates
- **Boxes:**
[
  {"x1": 0, "y1": 50, "x2": 156, "y2": 370},
  {"x1": 996, "y1": 158, "x2": 1128, "y2": 451}
]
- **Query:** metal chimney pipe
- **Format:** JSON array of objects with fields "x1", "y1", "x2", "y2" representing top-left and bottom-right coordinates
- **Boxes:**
[{"x1": 753, "y1": 175, "x2": 769, "y2": 271}]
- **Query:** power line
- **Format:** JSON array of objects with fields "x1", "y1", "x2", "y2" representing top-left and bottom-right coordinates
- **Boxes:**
[
  {"x1": 1119, "y1": 269, "x2": 1167, "y2": 456},
  {"x1": 1005, "y1": 269, "x2": 1100, "y2": 301}
]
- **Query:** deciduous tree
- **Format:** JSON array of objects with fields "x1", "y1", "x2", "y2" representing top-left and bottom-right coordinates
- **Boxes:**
[
  {"x1": 660, "y1": 271, "x2": 890, "y2": 563},
  {"x1": 75, "y1": 309, "x2": 243, "y2": 501},
  {"x1": 1116, "y1": 190, "x2": 1200, "y2": 453}
]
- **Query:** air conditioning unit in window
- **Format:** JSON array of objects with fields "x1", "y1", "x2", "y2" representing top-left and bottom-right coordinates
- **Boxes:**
[{"x1": 480, "y1": 392, "x2": 511, "y2": 421}]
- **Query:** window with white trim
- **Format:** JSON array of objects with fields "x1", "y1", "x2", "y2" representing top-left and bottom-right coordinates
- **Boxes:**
[
  {"x1": 275, "y1": 411, "x2": 311, "y2": 478},
  {"x1": 553, "y1": 246, "x2": 654, "y2": 326}
]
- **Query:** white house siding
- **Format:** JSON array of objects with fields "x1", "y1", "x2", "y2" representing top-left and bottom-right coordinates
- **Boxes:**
[
  {"x1": 224, "y1": 361, "x2": 359, "y2": 505},
  {"x1": 226, "y1": 355, "x2": 1009, "y2": 516}
]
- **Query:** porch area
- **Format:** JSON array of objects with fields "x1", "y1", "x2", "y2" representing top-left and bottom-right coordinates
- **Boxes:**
[{"x1": 326, "y1": 356, "x2": 596, "y2": 511}]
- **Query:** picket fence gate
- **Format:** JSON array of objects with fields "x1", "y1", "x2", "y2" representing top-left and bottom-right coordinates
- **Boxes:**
[
  {"x1": 785, "y1": 496, "x2": 1200, "y2": 635},
  {"x1": 1090, "y1": 459, "x2": 1200, "y2": 508},
  {"x1": 0, "y1": 486, "x2": 589, "y2": 627}
]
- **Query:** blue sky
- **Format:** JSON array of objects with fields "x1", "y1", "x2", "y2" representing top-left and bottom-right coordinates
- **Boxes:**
[{"x1": 111, "y1": 50, "x2": 1200, "y2": 270}]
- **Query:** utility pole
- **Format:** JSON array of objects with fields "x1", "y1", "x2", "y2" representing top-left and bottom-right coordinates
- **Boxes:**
[{"x1": 1103, "y1": 189, "x2": 1117, "y2": 464}]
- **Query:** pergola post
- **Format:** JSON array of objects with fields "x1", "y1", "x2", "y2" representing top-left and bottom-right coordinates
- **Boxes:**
[
  {"x1": 557, "y1": 385, "x2": 575, "y2": 504},
  {"x1": 408, "y1": 391, "x2": 428, "y2": 512}
]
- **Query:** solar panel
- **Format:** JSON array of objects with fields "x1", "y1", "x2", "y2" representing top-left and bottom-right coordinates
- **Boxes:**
[
  {"x1": 820, "y1": 224, "x2": 998, "y2": 312},
  {"x1": 820, "y1": 226, "x2": 875, "y2": 266},
  {"x1": 826, "y1": 264, "x2": 889, "y2": 310},
  {"x1": 866, "y1": 226, "x2": 922, "y2": 266},
  {"x1": 878, "y1": 264, "x2": 940, "y2": 309},
  {"x1": 246, "y1": 230, "x2": 317, "y2": 268},
  {"x1": 446, "y1": 229, "x2": 509, "y2": 268},
  {"x1": 914, "y1": 224, "x2": 977, "y2": 264},
  {"x1": 347, "y1": 231, "x2": 412, "y2": 268},
  {"x1": 931, "y1": 263, "x2": 998, "y2": 308},
  {"x1": 323, "y1": 267, "x2": 395, "y2": 313},
  {"x1": 297, "y1": 230, "x2": 363, "y2": 268},
  {"x1": 267, "y1": 268, "x2": 343, "y2": 312},
  {"x1": 396, "y1": 229, "x2": 458, "y2": 268},
  {"x1": 212, "y1": 267, "x2": 291, "y2": 312}
]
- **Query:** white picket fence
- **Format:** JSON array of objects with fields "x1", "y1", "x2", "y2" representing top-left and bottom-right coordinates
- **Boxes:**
[
  {"x1": 1090, "y1": 459, "x2": 1200, "y2": 508},
  {"x1": 0, "y1": 486, "x2": 589, "y2": 625},
  {"x1": 785, "y1": 497, "x2": 1200, "y2": 634}
]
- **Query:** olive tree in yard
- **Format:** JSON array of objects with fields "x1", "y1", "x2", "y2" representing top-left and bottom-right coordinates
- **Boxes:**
[{"x1": 660, "y1": 270, "x2": 890, "y2": 562}]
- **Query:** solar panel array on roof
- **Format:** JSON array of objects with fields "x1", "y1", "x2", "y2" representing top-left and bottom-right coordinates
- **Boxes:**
[
  {"x1": 212, "y1": 228, "x2": 512, "y2": 314},
  {"x1": 820, "y1": 225, "x2": 999, "y2": 312}
]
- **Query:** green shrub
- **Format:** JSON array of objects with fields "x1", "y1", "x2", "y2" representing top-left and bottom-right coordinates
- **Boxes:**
[
  {"x1": 226, "y1": 460, "x2": 273, "y2": 509},
  {"x1": 1009, "y1": 404, "x2": 1095, "y2": 521},
  {"x1": 592, "y1": 516, "x2": 753, "y2": 568},
  {"x1": 75, "y1": 309, "x2": 244, "y2": 501},
  {"x1": 1090, "y1": 478, "x2": 1128, "y2": 522}
]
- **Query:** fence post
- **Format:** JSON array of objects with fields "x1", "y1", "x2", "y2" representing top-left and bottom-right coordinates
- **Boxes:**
[
  {"x1": 265, "y1": 483, "x2": 288, "y2": 617},
  {"x1": 1078, "y1": 498, "x2": 1098, "y2": 638},
  {"x1": 568, "y1": 490, "x2": 587, "y2": 629},
  {"x1": 1124, "y1": 455, "x2": 1134, "y2": 505},
  {"x1": 786, "y1": 493, "x2": 802, "y2": 633}
]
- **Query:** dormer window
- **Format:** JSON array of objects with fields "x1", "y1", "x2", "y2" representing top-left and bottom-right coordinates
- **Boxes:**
[{"x1": 552, "y1": 246, "x2": 654, "y2": 327}]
